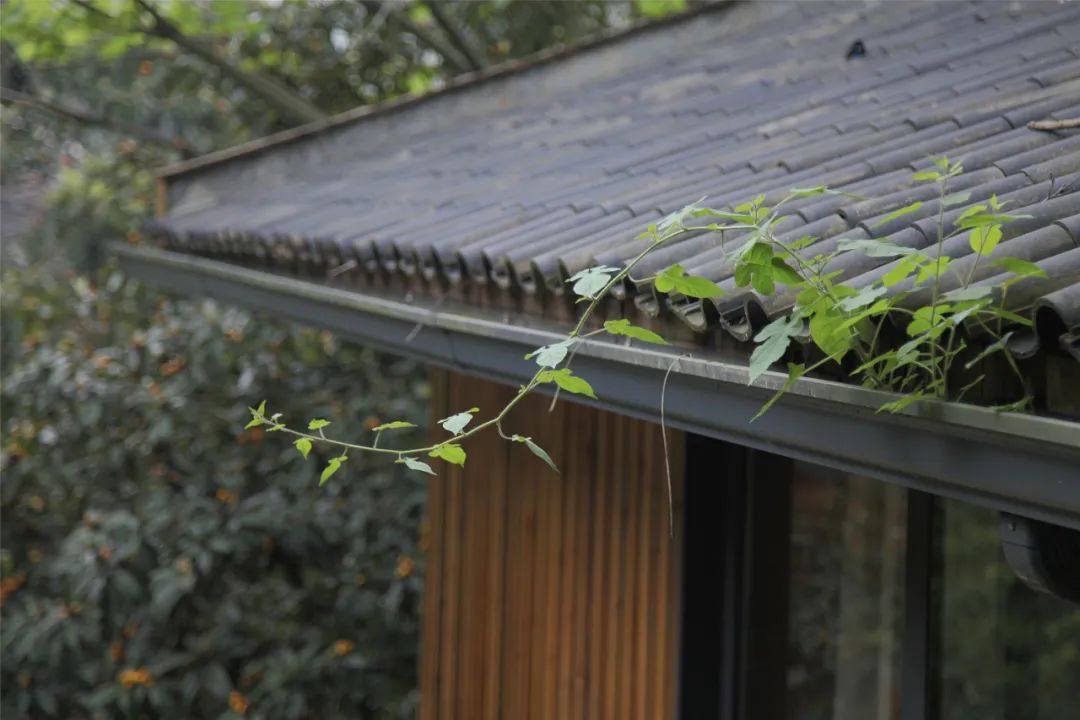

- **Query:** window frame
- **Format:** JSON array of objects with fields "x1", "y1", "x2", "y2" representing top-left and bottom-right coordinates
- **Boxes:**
[{"x1": 676, "y1": 438, "x2": 977, "y2": 720}]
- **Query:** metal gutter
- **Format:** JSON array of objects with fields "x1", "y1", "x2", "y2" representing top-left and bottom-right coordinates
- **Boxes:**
[{"x1": 115, "y1": 243, "x2": 1080, "y2": 529}]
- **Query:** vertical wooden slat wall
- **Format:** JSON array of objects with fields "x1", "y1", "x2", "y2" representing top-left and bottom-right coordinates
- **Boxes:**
[{"x1": 421, "y1": 370, "x2": 685, "y2": 720}]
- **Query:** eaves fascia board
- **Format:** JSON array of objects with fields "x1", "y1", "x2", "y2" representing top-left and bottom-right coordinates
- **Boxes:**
[{"x1": 114, "y1": 243, "x2": 1080, "y2": 529}]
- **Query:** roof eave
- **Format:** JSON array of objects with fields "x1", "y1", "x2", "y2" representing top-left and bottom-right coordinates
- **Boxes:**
[{"x1": 114, "y1": 242, "x2": 1080, "y2": 529}]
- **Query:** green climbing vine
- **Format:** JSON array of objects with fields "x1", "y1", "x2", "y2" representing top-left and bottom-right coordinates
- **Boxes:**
[{"x1": 245, "y1": 157, "x2": 1044, "y2": 479}]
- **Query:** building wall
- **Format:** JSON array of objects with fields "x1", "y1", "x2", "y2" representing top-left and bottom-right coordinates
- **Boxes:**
[{"x1": 421, "y1": 369, "x2": 685, "y2": 720}]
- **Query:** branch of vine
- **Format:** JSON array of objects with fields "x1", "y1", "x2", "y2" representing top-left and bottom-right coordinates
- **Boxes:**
[{"x1": 246, "y1": 166, "x2": 1045, "y2": 486}]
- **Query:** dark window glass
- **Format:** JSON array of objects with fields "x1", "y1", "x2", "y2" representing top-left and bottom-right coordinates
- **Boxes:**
[
  {"x1": 787, "y1": 461, "x2": 906, "y2": 720},
  {"x1": 936, "y1": 500, "x2": 1080, "y2": 720}
]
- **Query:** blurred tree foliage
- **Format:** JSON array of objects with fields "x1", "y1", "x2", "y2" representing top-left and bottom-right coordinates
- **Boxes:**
[
  {"x1": 0, "y1": 0, "x2": 658, "y2": 269},
  {"x1": 0, "y1": 2, "x2": 683, "y2": 717},
  {"x1": 1, "y1": 265, "x2": 429, "y2": 718}
]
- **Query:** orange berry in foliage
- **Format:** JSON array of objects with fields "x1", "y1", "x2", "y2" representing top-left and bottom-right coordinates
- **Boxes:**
[
  {"x1": 332, "y1": 639, "x2": 355, "y2": 656},
  {"x1": 160, "y1": 357, "x2": 186, "y2": 377},
  {"x1": 395, "y1": 556, "x2": 415, "y2": 579},
  {"x1": 215, "y1": 488, "x2": 239, "y2": 505},
  {"x1": 0, "y1": 572, "x2": 28, "y2": 605},
  {"x1": 118, "y1": 667, "x2": 153, "y2": 688},
  {"x1": 229, "y1": 690, "x2": 249, "y2": 715}
]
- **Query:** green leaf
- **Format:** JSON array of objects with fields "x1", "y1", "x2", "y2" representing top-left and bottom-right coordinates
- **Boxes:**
[
  {"x1": 954, "y1": 204, "x2": 988, "y2": 225},
  {"x1": 877, "y1": 391, "x2": 926, "y2": 414},
  {"x1": 245, "y1": 400, "x2": 267, "y2": 428},
  {"x1": 911, "y1": 170, "x2": 941, "y2": 182},
  {"x1": 320, "y1": 455, "x2": 347, "y2": 485},
  {"x1": 538, "y1": 368, "x2": 597, "y2": 399},
  {"x1": 677, "y1": 274, "x2": 726, "y2": 298},
  {"x1": 371, "y1": 421, "x2": 417, "y2": 432},
  {"x1": 941, "y1": 191, "x2": 972, "y2": 208},
  {"x1": 658, "y1": 196, "x2": 707, "y2": 232},
  {"x1": 907, "y1": 305, "x2": 947, "y2": 337},
  {"x1": 293, "y1": 438, "x2": 312, "y2": 460},
  {"x1": 915, "y1": 256, "x2": 950, "y2": 285},
  {"x1": 401, "y1": 457, "x2": 436, "y2": 475},
  {"x1": 988, "y1": 307, "x2": 1033, "y2": 327},
  {"x1": 513, "y1": 435, "x2": 560, "y2": 473},
  {"x1": 881, "y1": 255, "x2": 924, "y2": 287},
  {"x1": 964, "y1": 332, "x2": 1014, "y2": 370},
  {"x1": 838, "y1": 285, "x2": 887, "y2": 312},
  {"x1": 968, "y1": 224, "x2": 1002, "y2": 256},
  {"x1": 809, "y1": 309, "x2": 852, "y2": 360},
  {"x1": 526, "y1": 340, "x2": 572, "y2": 368},
  {"x1": 957, "y1": 211, "x2": 1029, "y2": 230},
  {"x1": 655, "y1": 264, "x2": 724, "y2": 298},
  {"x1": 837, "y1": 237, "x2": 918, "y2": 258},
  {"x1": 789, "y1": 235, "x2": 819, "y2": 251},
  {"x1": 796, "y1": 286, "x2": 822, "y2": 307},
  {"x1": 603, "y1": 319, "x2": 669, "y2": 345},
  {"x1": 947, "y1": 302, "x2": 988, "y2": 327},
  {"x1": 439, "y1": 408, "x2": 479, "y2": 435},
  {"x1": 308, "y1": 419, "x2": 331, "y2": 430},
  {"x1": 753, "y1": 363, "x2": 807, "y2": 420},
  {"x1": 747, "y1": 242, "x2": 773, "y2": 265},
  {"x1": 942, "y1": 286, "x2": 992, "y2": 302},
  {"x1": 770, "y1": 257, "x2": 803, "y2": 286},
  {"x1": 634, "y1": 0, "x2": 687, "y2": 19},
  {"x1": 653, "y1": 263, "x2": 682, "y2": 293},
  {"x1": 873, "y1": 201, "x2": 922, "y2": 228},
  {"x1": 789, "y1": 186, "x2": 828, "y2": 197},
  {"x1": 749, "y1": 314, "x2": 802, "y2": 385},
  {"x1": 991, "y1": 256, "x2": 1047, "y2": 279},
  {"x1": 734, "y1": 263, "x2": 752, "y2": 287},
  {"x1": 750, "y1": 269, "x2": 775, "y2": 295},
  {"x1": 568, "y1": 265, "x2": 619, "y2": 299},
  {"x1": 701, "y1": 210, "x2": 755, "y2": 225},
  {"x1": 430, "y1": 443, "x2": 466, "y2": 466}
]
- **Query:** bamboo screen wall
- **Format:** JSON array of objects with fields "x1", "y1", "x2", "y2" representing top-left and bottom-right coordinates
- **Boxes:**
[{"x1": 420, "y1": 370, "x2": 685, "y2": 720}]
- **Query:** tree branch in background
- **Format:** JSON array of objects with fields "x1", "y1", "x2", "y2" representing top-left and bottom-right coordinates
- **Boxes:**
[
  {"x1": 131, "y1": 0, "x2": 326, "y2": 126},
  {"x1": 0, "y1": 86, "x2": 188, "y2": 153},
  {"x1": 374, "y1": 2, "x2": 472, "y2": 75},
  {"x1": 424, "y1": 1, "x2": 487, "y2": 72}
]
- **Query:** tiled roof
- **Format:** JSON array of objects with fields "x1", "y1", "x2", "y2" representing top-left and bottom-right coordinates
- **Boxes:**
[{"x1": 148, "y1": 0, "x2": 1080, "y2": 367}]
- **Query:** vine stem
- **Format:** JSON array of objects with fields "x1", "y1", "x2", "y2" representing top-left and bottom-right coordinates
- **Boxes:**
[
  {"x1": 548, "y1": 328, "x2": 607, "y2": 412},
  {"x1": 253, "y1": 176, "x2": 1035, "y2": 480},
  {"x1": 252, "y1": 227, "x2": 684, "y2": 461},
  {"x1": 659, "y1": 354, "x2": 684, "y2": 538},
  {"x1": 927, "y1": 172, "x2": 951, "y2": 396}
]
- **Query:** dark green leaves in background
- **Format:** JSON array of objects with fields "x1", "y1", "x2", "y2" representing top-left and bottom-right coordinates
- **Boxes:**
[{"x1": 0, "y1": 268, "x2": 428, "y2": 719}]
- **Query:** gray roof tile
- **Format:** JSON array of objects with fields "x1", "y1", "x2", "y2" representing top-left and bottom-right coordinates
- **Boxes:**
[{"x1": 149, "y1": 0, "x2": 1080, "y2": 373}]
